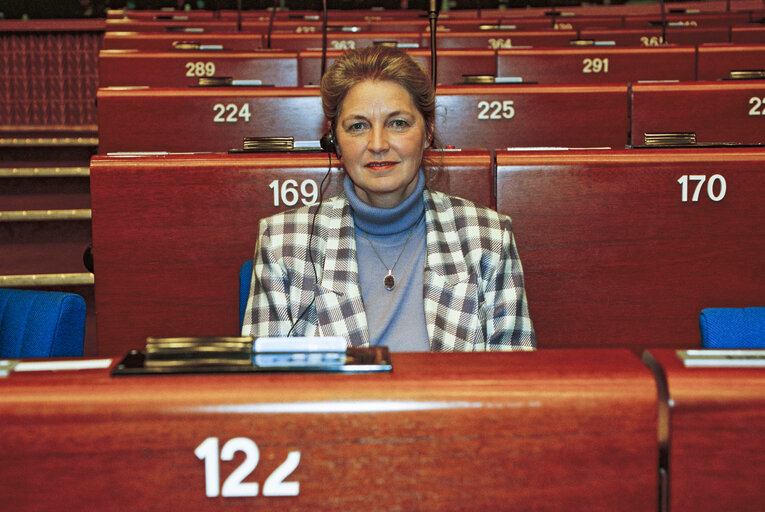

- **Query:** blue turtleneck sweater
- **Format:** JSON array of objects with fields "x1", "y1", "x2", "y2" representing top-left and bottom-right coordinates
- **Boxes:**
[{"x1": 344, "y1": 171, "x2": 430, "y2": 351}]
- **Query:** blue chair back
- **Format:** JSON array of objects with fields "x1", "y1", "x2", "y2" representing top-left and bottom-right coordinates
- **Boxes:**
[
  {"x1": 700, "y1": 307, "x2": 765, "y2": 349},
  {"x1": 239, "y1": 260, "x2": 254, "y2": 329},
  {"x1": 0, "y1": 289, "x2": 86, "y2": 358}
]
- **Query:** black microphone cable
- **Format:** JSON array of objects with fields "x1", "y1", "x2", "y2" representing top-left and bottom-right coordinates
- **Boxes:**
[{"x1": 286, "y1": 151, "x2": 333, "y2": 337}]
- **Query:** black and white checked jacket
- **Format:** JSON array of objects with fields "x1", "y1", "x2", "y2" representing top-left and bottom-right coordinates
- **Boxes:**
[{"x1": 242, "y1": 188, "x2": 536, "y2": 351}]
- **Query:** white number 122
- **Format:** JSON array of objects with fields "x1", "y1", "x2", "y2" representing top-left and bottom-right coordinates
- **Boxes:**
[{"x1": 195, "y1": 437, "x2": 301, "y2": 498}]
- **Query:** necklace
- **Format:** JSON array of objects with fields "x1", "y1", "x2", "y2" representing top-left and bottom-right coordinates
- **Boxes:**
[{"x1": 359, "y1": 214, "x2": 423, "y2": 291}]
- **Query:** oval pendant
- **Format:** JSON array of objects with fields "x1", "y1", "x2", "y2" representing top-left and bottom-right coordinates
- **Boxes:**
[{"x1": 384, "y1": 271, "x2": 395, "y2": 291}]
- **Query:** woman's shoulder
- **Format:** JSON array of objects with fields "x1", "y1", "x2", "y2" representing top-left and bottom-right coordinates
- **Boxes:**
[{"x1": 426, "y1": 189, "x2": 512, "y2": 230}]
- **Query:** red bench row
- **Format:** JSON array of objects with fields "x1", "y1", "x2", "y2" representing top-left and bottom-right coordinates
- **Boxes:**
[
  {"x1": 98, "y1": 44, "x2": 765, "y2": 87},
  {"x1": 97, "y1": 81, "x2": 765, "y2": 154},
  {"x1": 103, "y1": 24, "x2": 765, "y2": 51},
  {"x1": 105, "y1": 11, "x2": 762, "y2": 33},
  {"x1": 89, "y1": 147, "x2": 765, "y2": 357}
]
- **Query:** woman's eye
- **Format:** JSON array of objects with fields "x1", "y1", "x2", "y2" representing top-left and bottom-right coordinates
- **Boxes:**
[
  {"x1": 348, "y1": 122, "x2": 366, "y2": 132},
  {"x1": 390, "y1": 119, "x2": 409, "y2": 129}
]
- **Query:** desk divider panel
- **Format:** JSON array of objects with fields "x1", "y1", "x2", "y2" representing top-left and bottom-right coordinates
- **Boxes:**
[
  {"x1": 580, "y1": 27, "x2": 730, "y2": 46},
  {"x1": 98, "y1": 49, "x2": 299, "y2": 87},
  {"x1": 497, "y1": 46, "x2": 696, "y2": 84},
  {"x1": 496, "y1": 148, "x2": 765, "y2": 351},
  {"x1": 297, "y1": 49, "x2": 497, "y2": 87},
  {"x1": 0, "y1": 350, "x2": 657, "y2": 511},
  {"x1": 97, "y1": 84, "x2": 630, "y2": 154},
  {"x1": 629, "y1": 81, "x2": 765, "y2": 147},
  {"x1": 644, "y1": 349, "x2": 765, "y2": 512},
  {"x1": 90, "y1": 150, "x2": 493, "y2": 357},
  {"x1": 436, "y1": 84, "x2": 629, "y2": 149},
  {"x1": 621, "y1": 12, "x2": 753, "y2": 28},
  {"x1": 696, "y1": 43, "x2": 765, "y2": 81},
  {"x1": 269, "y1": 32, "x2": 424, "y2": 51},
  {"x1": 101, "y1": 32, "x2": 265, "y2": 51},
  {"x1": 429, "y1": 30, "x2": 578, "y2": 50},
  {"x1": 731, "y1": 25, "x2": 765, "y2": 43},
  {"x1": 97, "y1": 86, "x2": 325, "y2": 154},
  {"x1": 105, "y1": 18, "x2": 240, "y2": 32}
]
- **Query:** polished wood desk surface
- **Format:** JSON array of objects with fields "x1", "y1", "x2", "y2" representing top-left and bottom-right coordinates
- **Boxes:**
[
  {"x1": 0, "y1": 350, "x2": 657, "y2": 511},
  {"x1": 646, "y1": 349, "x2": 765, "y2": 512}
]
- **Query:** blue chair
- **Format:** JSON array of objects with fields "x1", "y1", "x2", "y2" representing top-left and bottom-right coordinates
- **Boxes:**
[
  {"x1": 239, "y1": 260, "x2": 254, "y2": 329},
  {"x1": 700, "y1": 307, "x2": 765, "y2": 349},
  {"x1": 0, "y1": 288, "x2": 86, "y2": 358}
]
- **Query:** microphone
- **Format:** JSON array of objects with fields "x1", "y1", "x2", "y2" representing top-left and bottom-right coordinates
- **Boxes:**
[
  {"x1": 321, "y1": 0, "x2": 329, "y2": 79},
  {"x1": 266, "y1": 0, "x2": 277, "y2": 49},
  {"x1": 659, "y1": 0, "x2": 667, "y2": 45},
  {"x1": 428, "y1": 0, "x2": 438, "y2": 88}
]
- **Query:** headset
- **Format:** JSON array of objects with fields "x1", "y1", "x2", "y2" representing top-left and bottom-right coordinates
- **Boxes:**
[{"x1": 319, "y1": 128, "x2": 339, "y2": 157}]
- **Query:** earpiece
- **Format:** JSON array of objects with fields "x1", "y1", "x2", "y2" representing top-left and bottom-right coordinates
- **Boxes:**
[{"x1": 319, "y1": 130, "x2": 339, "y2": 156}]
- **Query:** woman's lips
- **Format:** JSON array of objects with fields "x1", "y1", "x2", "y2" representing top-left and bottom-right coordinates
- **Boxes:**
[{"x1": 365, "y1": 161, "x2": 397, "y2": 171}]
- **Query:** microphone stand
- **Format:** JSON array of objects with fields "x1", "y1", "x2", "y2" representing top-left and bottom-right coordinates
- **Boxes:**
[
  {"x1": 321, "y1": 0, "x2": 329, "y2": 79},
  {"x1": 266, "y1": 0, "x2": 277, "y2": 49},
  {"x1": 659, "y1": 0, "x2": 667, "y2": 45},
  {"x1": 428, "y1": 0, "x2": 438, "y2": 89},
  {"x1": 236, "y1": 0, "x2": 242, "y2": 32}
]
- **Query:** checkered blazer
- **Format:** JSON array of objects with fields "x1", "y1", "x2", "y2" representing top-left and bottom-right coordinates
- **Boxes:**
[{"x1": 242, "y1": 188, "x2": 536, "y2": 351}]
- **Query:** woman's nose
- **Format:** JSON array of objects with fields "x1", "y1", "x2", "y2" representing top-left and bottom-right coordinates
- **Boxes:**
[{"x1": 368, "y1": 127, "x2": 389, "y2": 153}]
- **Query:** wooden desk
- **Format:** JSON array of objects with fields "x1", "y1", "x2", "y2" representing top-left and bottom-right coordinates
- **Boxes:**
[
  {"x1": 89, "y1": 151, "x2": 493, "y2": 357},
  {"x1": 497, "y1": 46, "x2": 696, "y2": 84},
  {"x1": 97, "y1": 86, "x2": 324, "y2": 154},
  {"x1": 630, "y1": 81, "x2": 765, "y2": 146},
  {"x1": 102, "y1": 32, "x2": 265, "y2": 51},
  {"x1": 0, "y1": 350, "x2": 658, "y2": 511},
  {"x1": 269, "y1": 32, "x2": 423, "y2": 51},
  {"x1": 579, "y1": 27, "x2": 730, "y2": 46},
  {"x1": 429, "y1": 30, "x2": 578, "y2": 50},
  {"x1": 731, "y1": 25, "x2": 765, "y2": 43},
  {"x1": 98, "y1": 49, "x2": 299, "y2": 87},
  {"x1": 97, "y1": 84, "x2": 630, "y2": 153},
  {"x1": 297, "y1": 49, "x2": 497, "y2": 87},
  {"x1": 496, "y1": 148, "x2": 765, "y2": 351},
  {"x1": 622, "y1": 12, "x2": 752, "y2": 28},
  {"x1": 696, "y1": 43, "x2": 765, "y2": 81},
  {"x1": 105, "y1": 18, "x2": 240, "y2": 32},
  {"x1": 644, "y1": 349, "x2": 765, "y2": 511},
  {"x1": 435, "y1": 84, "x2": 629, "y2": 149}
]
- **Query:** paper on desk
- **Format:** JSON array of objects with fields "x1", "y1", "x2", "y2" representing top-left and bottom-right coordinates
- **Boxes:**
[{"x1": 13, "y1": 359, "x2": 113, "y2": 372}]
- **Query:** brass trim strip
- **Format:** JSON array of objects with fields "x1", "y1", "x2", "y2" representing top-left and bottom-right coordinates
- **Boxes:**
[
  {"x1": 0, "y1": 167, "x2": 90, "y2": 178},
  {"x1": 0, "y1": 137, "x2": 99, "y2": 147},
  {"x1": 0, "y1": 273, "x2": 94, "y2": 287},
  {"x1": 0, "y1": 209, "x2": 92, "y2": 222}
]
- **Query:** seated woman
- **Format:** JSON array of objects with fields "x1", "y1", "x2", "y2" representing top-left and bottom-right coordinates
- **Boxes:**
[{"x1": 242, "y1": 45, "x2": 535, "y2": 351}]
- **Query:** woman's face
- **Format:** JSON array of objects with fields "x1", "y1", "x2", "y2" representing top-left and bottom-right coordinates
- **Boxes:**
[{"x1": 336, "y1": 79, "x2": 432, "y2": 208}]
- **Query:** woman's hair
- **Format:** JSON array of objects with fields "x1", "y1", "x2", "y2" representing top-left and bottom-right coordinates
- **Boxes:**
[{"x1": 320, "y1": 45, "x2": 441, "y2": 159}]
